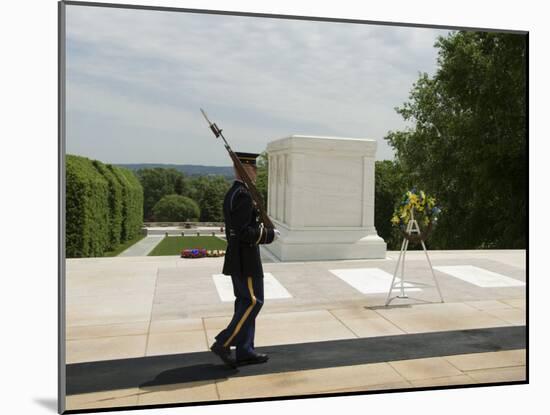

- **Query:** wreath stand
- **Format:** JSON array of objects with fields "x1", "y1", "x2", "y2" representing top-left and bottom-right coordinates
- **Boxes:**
[{"x1": 384, "y1": 208, "x2": 444, "y2": 306}]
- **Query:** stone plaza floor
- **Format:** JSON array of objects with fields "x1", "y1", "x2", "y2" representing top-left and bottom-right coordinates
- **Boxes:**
[{"x1": 64, "y1": 249, "x2": 527, "y2": 411}]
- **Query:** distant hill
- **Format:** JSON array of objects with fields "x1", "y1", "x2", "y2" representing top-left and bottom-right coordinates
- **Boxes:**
[{"x1": 115, "y1": 163, "x2": 234, "y2": 178}]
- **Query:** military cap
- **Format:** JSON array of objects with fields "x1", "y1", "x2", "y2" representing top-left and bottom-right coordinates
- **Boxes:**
[{"x1": 235, "y1": 152, "x2": 259, "y2": 166}]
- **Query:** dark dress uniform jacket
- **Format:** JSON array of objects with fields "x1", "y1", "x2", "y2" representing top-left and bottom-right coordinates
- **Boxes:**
[{"x1": 222, "y1": 181, "x2": 275, "y2": 278}]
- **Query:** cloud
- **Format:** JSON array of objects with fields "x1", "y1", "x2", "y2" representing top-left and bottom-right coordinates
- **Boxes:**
[{"x1": 65, "y1": 5, "x2": 449, "y2": 164}]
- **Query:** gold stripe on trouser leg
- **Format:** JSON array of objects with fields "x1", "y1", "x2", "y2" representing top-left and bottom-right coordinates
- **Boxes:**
[{"x1": 223, "y1": 277, "x2": 257, "y2": 347}]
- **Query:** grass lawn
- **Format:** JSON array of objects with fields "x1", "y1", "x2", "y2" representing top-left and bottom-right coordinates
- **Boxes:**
[
  {"x1": 103, "y1": 234, "x2": 147, "y2": 257},
  {"x1": 149, "y1": 236, "x2": 227, "y2": 256}
]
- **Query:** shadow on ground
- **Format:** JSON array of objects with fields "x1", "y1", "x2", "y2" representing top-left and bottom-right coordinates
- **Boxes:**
[{"x1": 140, "y1": 363, "x2": 238, "y2": 389}]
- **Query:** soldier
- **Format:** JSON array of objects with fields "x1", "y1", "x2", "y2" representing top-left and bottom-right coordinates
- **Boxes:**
[{"x1": 210, "y1": 152, "x2": 279, "y2": 367}]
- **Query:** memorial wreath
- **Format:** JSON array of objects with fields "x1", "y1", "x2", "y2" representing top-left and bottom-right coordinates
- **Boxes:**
[{"x1": 391, "y1": 188, "x2": 442, "y2": 242}]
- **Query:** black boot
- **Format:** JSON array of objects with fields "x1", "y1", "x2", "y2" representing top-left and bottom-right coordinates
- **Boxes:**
[
  {"x1": 210, "y1": 342, "x2": 237, "y2": 368},
  {"x1": 236, "y1": 352, "x2": 269, "y2": 366}
]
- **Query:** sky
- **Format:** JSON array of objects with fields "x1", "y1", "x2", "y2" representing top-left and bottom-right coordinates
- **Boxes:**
[{"x1": 65, "y1": 5, "x2": 451, "y2": 165}]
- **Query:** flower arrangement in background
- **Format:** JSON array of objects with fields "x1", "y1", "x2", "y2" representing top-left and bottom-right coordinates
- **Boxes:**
[
  {"x1": 181, "y1": 248, "x2": 207, "y2": 258},
  {"x1": 391, "y1": 188, "x2": 442, "y2": 241},
  {"x1": 181, "y1": 248, "x2": 226, "y2": 258}
]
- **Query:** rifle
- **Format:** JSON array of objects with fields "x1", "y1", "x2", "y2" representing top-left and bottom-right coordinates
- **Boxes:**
[{"x1": 200, "y1": 108, "x2": 275, "y2": 229}]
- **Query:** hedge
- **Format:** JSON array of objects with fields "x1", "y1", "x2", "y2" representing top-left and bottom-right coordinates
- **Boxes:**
[
  {"x1": 93, "y1": 160, "x2": 123, "y2": 250},
  {"x1": 111, "y1": 165, "x2": 144, "y2": 241},
  {"x1": 66, "y1": 155, "x2": 110, "y2": 257},
  {"x1": 66, "y1": 155, "x2": 144, "y2": 258}
]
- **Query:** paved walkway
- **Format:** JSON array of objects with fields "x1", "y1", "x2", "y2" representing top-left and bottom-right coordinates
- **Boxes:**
[
  {"x1": 118, "y1": 235, "x2": 164, "y2": 257},
  {"x1": 64, "y1": 250, "x2": 526, "y2": 411}
]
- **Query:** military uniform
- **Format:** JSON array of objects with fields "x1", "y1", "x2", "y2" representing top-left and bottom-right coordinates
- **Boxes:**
[{"x1": 213, "y1": 178, "x2": 275, "y2": 363}]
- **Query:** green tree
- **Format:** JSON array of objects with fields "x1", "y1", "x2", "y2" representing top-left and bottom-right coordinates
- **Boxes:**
[
  {"x1": 152, "y1": 194, "x2": 200, "y2": 222},
  {"x1": 375, "y1": 160, "x2": 412, "y2": 250},
  {"x1": 255, "y1": 152, "x2": 269, "y2": 207},
  {"x1": 189, "y1": 176, "x2": 231, "y2": 222},
  {"x1": 174, "y1": 175, "x2": 186, "y2": 195},
  {"x1": 136, "y1": 168, "x2": 189, "y2": 220},
  {"x1": 385, "y1": 31, "x2": 526, "y2": 249}
]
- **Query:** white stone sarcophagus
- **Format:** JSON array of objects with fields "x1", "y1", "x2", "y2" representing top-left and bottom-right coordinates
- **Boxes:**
[{"x1": 264, "y1": 135, "x2": 386, "y2": 261}]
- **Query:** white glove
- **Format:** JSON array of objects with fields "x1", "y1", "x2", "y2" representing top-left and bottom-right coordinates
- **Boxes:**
[{"x1": 274, "y1": 229, "x2": 281, "y2": 239}]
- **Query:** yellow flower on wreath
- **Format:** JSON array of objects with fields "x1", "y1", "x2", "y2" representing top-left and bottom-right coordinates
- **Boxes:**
[{"x1": 391, "y1": 188, "x2": 441, "y2": 229}]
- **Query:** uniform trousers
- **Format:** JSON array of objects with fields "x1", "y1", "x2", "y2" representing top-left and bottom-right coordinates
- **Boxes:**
[{"x1": 214, "y1": 274, "x2": 264, "y2": 360}]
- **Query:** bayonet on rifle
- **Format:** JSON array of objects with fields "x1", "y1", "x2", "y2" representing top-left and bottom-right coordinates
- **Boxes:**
[
  {"x1": 200, "y1": 108, "x2": 274, "y2": 229},
  {"x1": 200, "y1": 108, "x2": 222, "y2": 138}
]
